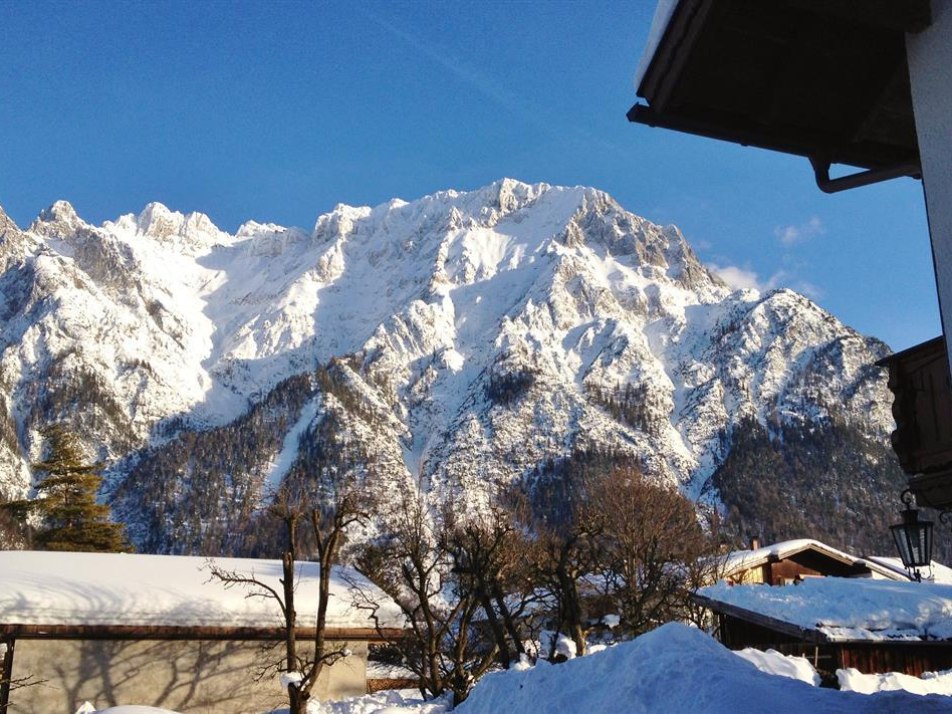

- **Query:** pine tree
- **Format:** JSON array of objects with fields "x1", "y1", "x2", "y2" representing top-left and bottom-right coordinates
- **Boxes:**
[{"x1": 31, "y1": 425, "x2": 131, "y2": 552}]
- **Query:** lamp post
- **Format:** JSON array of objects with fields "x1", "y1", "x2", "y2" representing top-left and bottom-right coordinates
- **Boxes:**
[{"x1": 890, "y1": 489, "x2": 934, "y2": 582}]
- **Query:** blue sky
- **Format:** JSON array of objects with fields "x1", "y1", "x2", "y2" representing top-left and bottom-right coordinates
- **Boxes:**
[{"x1": 0, "y1": 1, "x2": 939, "y2": 351}]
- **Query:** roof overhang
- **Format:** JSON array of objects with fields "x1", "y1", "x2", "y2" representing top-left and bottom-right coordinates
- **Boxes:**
[
  {"x1": 630, "y1": 0, "x2": 929, "y2": 180},
  {"x1": 691, "y1": 591, "x2": 828, "y2": 643}
]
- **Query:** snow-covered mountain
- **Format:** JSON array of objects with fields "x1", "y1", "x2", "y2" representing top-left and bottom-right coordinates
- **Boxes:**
[{"x1": 0, "y1": 180, "x2": 899, "y2": 553}]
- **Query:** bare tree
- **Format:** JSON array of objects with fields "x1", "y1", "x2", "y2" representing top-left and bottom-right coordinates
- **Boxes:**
[
  {"x1": 587, "y1": 466, "x2": 712, "y2": 636},
  {"x1": 527, "y1": 514, "x2": 602, "y2": 657},
  {"x1": 680, "y1": 504, "x2": 736, "y2": 630},
  {"x1": 521, "y1": 464, "x2": 723, "y2": 655},
  {"x1": 354, "y1": 491, "x2": 498, "y2": 705},
  {"x1": 1, "y1": 639, "x2": 45, "y2": 714},
  {"x1": 445, "y1": 502, "x2": 537, "y2": 668},
  {"x1": 208, "y1": 477, "x2": 371, "y2": 714}
]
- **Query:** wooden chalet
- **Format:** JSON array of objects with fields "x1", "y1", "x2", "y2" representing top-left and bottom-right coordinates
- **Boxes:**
[
  {"x1": 631, "y1": 0, "x2": 952, "y2": 513},
  {"x1": 719, "y1": 539, "x2": 906, "y2": 586},
  {"x1": 0, "y1": 551, "x2": 405, "y2": 714}
]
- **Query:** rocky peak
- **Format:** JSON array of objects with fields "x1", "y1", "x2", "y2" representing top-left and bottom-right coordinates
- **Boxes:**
[
  {"x1": 0, "y1": 204, "x2": 20, "y2": 238},
  {"x1": 30, "y1": 200, "x2": 90, "y2": 240},
  {"x1": 134, "y1": 202, "x2": 229, "y2": 254}
]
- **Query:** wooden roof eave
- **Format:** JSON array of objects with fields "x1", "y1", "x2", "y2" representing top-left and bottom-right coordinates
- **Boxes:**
[
  {"x1": 630, "y1": 0, "x2": 926, "y2": 174},
  {"x1": 0, "y1": 623, "x2": 407, "y2": 644},
  {"x1": 691, "y1": 592, "x2": 829, "y2": 644},
  {"x1": 628, "y1": 104, "x2": 916, "y2": 173}
]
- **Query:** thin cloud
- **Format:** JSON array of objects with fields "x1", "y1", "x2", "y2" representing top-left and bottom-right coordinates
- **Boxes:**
[
  {"x1": 774, "y1": 216, "x2": 824, "y2": 246},
  {"x1": 708, "y1": 263, "x2": 824, "y2": 300},
  {"x1": 708, "y1": 263, "x2": 763, "y2": 291},
  {"x1": 357, "y1": 6, "x2": 619, "y2": 152}
]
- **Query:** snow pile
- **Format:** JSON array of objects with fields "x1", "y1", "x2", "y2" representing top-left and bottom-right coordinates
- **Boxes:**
[
  {"x1": 839, "y1": 668, "x2": 952, "y2": 696},
  {"x1": 83, "y1": 702, "x2": 178, "y2": 714},
  {"x1": 456, "y1": 623, "x2": 952, "y2": 713},
  {"x1": 0, "y1": 550, "x2": 404, "y2": 630},
  {"x1": 734, "y1": 648, "x2": 821, "y2": 686},
  {"x1": 700, "y1": 578, "x2": 952, "y2": 641},
  {"x1": 309, "y1": 690, "x2": 451, "y2": 714}
]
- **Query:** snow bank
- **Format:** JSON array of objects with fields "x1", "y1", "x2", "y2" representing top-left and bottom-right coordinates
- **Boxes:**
[
  {"x1": 315, "y1": 690, "x2": 450, "y2": 714},
  {"x1": 92, "y1": 704, "x2": 184, "y2": 714},
  {"x1": 456, "y1": 623, "x2": 952, "y2": 713},
  {"x1": 734, "y1": 648, "x2": 820, "y2": 686},
  {"x1": 839, "y1": 668, "x2": 952, "y2": 696}
]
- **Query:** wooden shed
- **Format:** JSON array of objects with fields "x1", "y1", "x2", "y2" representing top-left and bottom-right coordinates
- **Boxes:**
[
  {"x1": 0, "y1": 551, "x2": 404, "y2": 714},
  {"x1": 695, "y1": 577, "x2": 952, "y2": 678}
]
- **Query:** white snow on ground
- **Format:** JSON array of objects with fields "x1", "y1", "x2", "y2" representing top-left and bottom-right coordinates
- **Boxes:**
[
  {"x1": 75, "y1": 623, "x2": 952, "y2": 713},
  {"x1": 0, "y1": 550, "x2": 404, "y2": 629},
  {"x1": 700, "y1": 577, "x2": 952, "y2": 641},
  {"x1": 262, "y1": 399, "x2": 320, "y2": 496},
  {"x1": 839, "y1": 668, "x2": 952, "y2": 696},
  {"x1": 306, "y1": 690, "x2": 451, "y2": 714},
  {"x1": 734, "y1": 648, "x2": 821, "y2": 686},
  {"x1": 455, "y1": 623, "x2": 952, "y2": 713}
]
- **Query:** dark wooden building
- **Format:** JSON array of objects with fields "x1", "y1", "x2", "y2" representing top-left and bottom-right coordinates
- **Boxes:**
[
  {"x1": 878, "y1": 338, "x2": 952, "y2": 509},
  {"x1": 695, "y1": 583, "x2": 952, "y2": 678}
]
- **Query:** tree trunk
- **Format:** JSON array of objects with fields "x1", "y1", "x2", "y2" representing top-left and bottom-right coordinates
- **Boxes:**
[
  {"x1": 0, "y1": 637, "x2": 14, "y2": 714},
  {"x1": 288, "y1": 683, "x2": 308, "y2": 714},
  {"x1": 283, "y1": 550, "x2": 297, "y2": 672}
]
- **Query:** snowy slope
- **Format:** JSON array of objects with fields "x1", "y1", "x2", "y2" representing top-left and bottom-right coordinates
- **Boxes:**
[{"x1": 0, "y1": 180, "x2": 896, "y2": 550}]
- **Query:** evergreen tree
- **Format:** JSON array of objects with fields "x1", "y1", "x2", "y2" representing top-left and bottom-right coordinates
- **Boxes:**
[{"x1": 31, "y1": 425, "x2": 131, "y2": 552}]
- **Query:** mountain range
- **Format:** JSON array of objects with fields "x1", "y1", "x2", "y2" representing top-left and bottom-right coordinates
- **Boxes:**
[{"x1": 0, "y1": 179, "x2": 905, "y2": 554}]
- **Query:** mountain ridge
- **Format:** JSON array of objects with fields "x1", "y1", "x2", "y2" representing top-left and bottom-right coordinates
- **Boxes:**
[{"x1": 0, "y1": 179, "x2": 903, "y2": 554}]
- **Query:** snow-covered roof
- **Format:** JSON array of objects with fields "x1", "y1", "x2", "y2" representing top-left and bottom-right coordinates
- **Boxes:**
[
  {"x1": 0, "y1": 550, "x2": 404, "y2": 632},
  {"x1": 634, "y1": 0, "x2": 681, "y2": 90},
  {"x1": 699, "y1": 577, "x2": 952, "y2": 642},
  {"x1": 866, "y1": 556, "x2": 952, "y2": 585},
  {"x1": 720, "y1": 539, "x2": 904, "y2": 581}
]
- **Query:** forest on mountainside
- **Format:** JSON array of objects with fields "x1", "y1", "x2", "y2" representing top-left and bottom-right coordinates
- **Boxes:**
[{"x1": 708, "y1": 416, "x2": 947, "y2": 561}]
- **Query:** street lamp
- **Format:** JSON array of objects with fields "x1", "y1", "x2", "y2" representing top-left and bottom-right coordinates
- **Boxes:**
[{"x1": 891, "y1": 489, "x2": 933, "y2": 582}]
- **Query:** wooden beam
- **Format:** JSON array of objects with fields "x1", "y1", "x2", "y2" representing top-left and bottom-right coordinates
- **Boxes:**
[
  {"x1": 639, "y1": 0, "x2": 712, "y2": 112},
  {"x1": 0, "y1": 623, "x2": 406, "y2": 644},
  {"x1": 628, "y1": 103, "x2": 917, "y2": 171},
  {"x1": 788, "y1": 0, "x2": 932, "y2": 34}
]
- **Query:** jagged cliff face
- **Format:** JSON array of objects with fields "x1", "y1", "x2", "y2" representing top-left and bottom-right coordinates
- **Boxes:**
[{"x1": 0, "y1": 180, "x2": 898, "y2": 553}]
